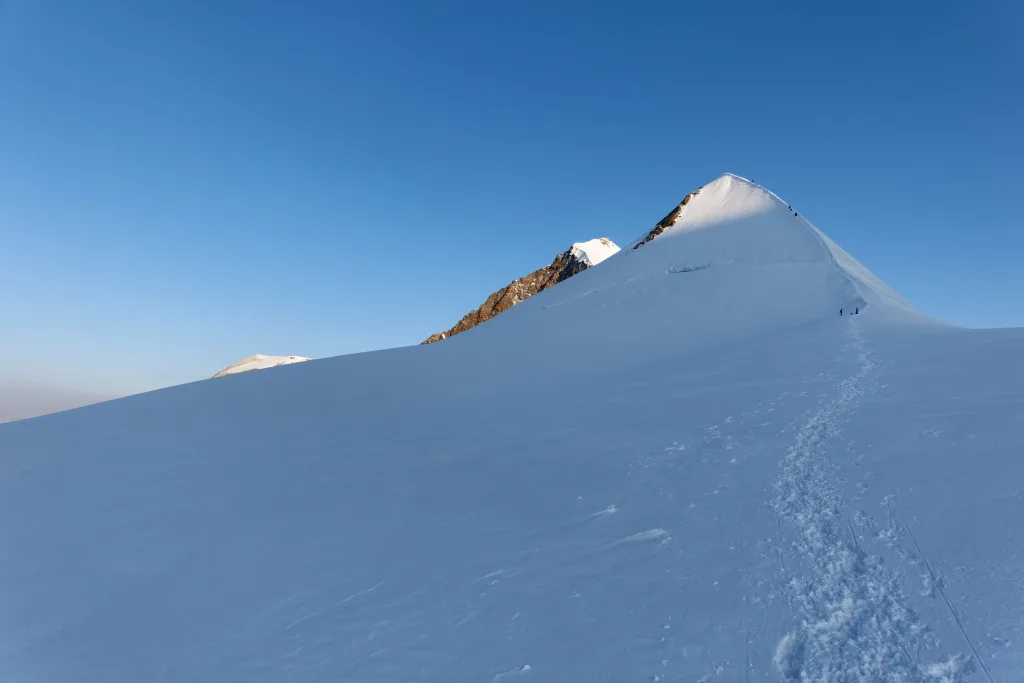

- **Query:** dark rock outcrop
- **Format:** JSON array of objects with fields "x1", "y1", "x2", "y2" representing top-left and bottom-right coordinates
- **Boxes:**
[{"x1": 631, "y1": 187, "x2": 702, "y2": 250}]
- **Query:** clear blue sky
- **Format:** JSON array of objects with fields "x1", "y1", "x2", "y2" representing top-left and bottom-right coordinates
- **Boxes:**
[{"x1": 1, "y1": 0, "x2": 1021, "y2": 398}]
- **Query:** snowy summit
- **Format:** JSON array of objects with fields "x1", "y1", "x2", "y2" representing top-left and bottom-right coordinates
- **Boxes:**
[
  {"x1": 1, "y1": 173, "x2": 1021, "y2": 683},
  {"x1": 213, "y1": 353, "x2": 312, "y2": 378},
  {"x1": 569, "y1": 237, "x2": 619, "y2": 266}
]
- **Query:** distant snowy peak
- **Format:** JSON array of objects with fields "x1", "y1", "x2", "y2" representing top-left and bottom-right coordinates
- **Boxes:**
[
  {"x1": 213, "y1": 354, "x2": 312, "y2": 378},
  {"x1": 570, "y1": 237, "x2": 620, "y2": 266},
  {"x1": 423, "y1": 238, "x2": 620, "y2": 344}
]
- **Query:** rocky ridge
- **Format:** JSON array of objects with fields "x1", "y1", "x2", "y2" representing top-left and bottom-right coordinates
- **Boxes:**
[
  {"x1": 423, "y1": 238, "x2": 619, "y2": 344},
  {"x1": 631, "y1": 187, "x2": 702, "y2": 250}
]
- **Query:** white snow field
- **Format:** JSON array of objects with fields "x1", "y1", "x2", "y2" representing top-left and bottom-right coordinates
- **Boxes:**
[{"x1": 2, "y1": 174, "x2": 1022, "y2": 682}]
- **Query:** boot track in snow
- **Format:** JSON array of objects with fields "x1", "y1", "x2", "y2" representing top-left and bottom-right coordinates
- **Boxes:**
[{"x1": 771, "y1": 320, "x2": 974, "y2": 682}]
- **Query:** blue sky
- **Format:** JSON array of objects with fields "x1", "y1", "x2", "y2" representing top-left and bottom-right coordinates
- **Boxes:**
[{"x1": 1, "y1": 0, "x2": 1021, "y2": 398}]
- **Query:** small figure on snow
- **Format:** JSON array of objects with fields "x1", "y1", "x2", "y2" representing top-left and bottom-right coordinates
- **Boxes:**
[
  {"x1": 855, "y1": 306, "x2": 859, "y2": 315},
  {"x1": 840, "y1": 308, "x2": 843, "y2": 316}
]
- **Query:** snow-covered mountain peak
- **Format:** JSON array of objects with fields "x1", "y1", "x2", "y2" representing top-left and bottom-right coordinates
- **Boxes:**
[
  {"x1": 570, "y1": 237, "x2": 620, "y2": 266},
  {"x1": 619, "y1": 173, "x2": 917, "y2": 317},
  {"x1": 630, "y1": 173, "x2": 792, "y2": 251},
  {"x1": 451, "y1": 174, "x2": 926, "y2": 366},
  {"x1": 675, "y1": 172, "x2": 779, "y2": 222}
]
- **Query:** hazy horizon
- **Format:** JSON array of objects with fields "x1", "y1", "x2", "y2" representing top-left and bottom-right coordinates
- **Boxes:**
[{"x1": 0, "y1": 381, "x2": 118, "y2": 423}]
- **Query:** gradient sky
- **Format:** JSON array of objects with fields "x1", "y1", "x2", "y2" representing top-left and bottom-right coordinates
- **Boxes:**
[{"x1": 1, "y1": 0, "x2": 1022, "y2": 400}]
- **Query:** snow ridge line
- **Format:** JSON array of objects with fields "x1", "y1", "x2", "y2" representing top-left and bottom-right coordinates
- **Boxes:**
[
  {"x1": 771, "y1": 321, "x2": 966, "y2": 681},
  {"x1": 730, "y1": 174, "x2": 867, "y2": 308}
]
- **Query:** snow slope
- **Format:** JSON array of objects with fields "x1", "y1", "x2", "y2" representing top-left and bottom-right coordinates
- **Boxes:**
[
  {"x1": 570, "y1": 237, "x2": 620, "y2": 266},
  {"x1": 213, "y1": 354, "x2": 312, "y2": 378},
  {"x1": 1, "y1": 174, "x2": 1021, "y2": 683}
]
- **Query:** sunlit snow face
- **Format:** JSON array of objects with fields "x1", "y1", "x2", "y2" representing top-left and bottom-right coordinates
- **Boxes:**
[{"x1": 570, "y1": 238, "x2": 620, "y2": 267}]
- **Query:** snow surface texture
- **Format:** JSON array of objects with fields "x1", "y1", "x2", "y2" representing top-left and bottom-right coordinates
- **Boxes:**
[
  {"x1": 1, "y1": 174, "x2": 1022, "y2": 682},
  {"x1": 213, "y1": 354, "x2": 312, "y2": 378},
  {"x1": 569, "y1": 237, "x2": 620, "y2": 266}
]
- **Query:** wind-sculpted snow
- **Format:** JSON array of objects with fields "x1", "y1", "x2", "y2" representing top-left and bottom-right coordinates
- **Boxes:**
[{"x1": 1, "y1": 175, "x2": 1021, "y2": 682}]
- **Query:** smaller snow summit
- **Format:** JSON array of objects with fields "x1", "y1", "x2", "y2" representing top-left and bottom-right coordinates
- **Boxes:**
[
  {"x1": 422, "y1": 237, "x2": 619, "y2": 343},
  {"x1": 213, "y1": 354, "x2": 312, "y2": 378}
]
